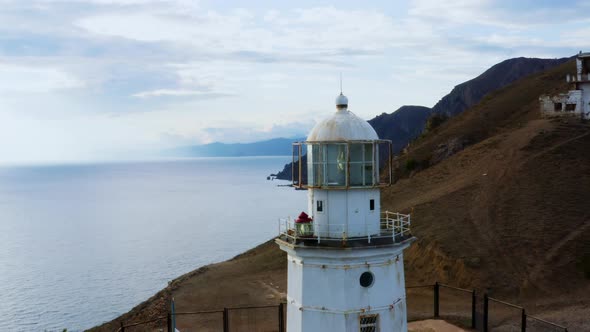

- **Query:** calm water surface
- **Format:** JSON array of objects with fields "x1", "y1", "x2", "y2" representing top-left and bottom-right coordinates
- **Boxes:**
[{"x1": 0, "y1": 157, "x2": 306, "y2": 331}]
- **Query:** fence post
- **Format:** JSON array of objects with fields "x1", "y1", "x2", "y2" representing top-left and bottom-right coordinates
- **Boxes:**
[
  {"x1": 167, "y1": 312, "x2": 172, "y2": 332},
  {"x1": 433, "y1": 282, "x2": 440, "y2": 318},
  {"x1": 279, "y1": 303, "x2": 285, "y2": 332},
  {"x1": 223, "y1": 307, "x2": 230, "y2": 332},
  {"x1": 471, "y1": 290, "x2": 477, "y2": 329},
  {"x1": 120, "y1": 321, "x2": 125, "y2": 332},
  {"x1": 521, "y1": 308, "x2": 526, "y2": 332},
  {"x1": 483, "y1": 293, "x2": 489, "y2": 332}
]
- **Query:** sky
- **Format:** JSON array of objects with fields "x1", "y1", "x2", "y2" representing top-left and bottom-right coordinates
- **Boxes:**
[{"x1": 1, "y1": 0, "x2": 589, "y2": 164}]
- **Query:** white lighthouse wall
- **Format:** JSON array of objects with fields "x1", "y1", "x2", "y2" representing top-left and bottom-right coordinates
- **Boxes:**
[
  {"x1": 282, "y1": 245, "x2": 410, "y2": 332},
  {"x1": 582, "y1": 82, "x2": 590, "y2": 118},
  {"x1": 308, "y1": 189, "x2": 380, "y2": 238},
  {"x1": 299, "y1": 251, "x2": 406, "y2": 310},
  {"x1": 286, "y1": 254, "x2": 303, "y2": 332}
]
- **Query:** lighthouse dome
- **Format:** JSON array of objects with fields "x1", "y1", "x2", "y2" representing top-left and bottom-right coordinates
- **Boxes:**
[{"x1": 307, "y1": 94, "x2": 378, "y2": 141}]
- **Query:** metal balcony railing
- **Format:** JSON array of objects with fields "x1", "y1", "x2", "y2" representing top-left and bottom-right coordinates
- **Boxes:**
[
  {"x1": 566, "y1": 73, "x2": 590, "y2": 83},
  {"x1": 277, "y1": 211, "x2": 411, "y2": 245}
]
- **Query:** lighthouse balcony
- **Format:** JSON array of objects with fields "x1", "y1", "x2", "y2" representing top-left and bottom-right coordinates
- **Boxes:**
[
  {"x1": 566, "y1": 73, "x2": 590, "y2": 83},
  {"x1": 277, "y1": 211, "x2": 411, "y2": 248}
]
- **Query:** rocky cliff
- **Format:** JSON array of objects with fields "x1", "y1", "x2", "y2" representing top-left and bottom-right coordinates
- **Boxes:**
[{"x1": 431, "y1": 57, "x2": 569, "y2": 117}]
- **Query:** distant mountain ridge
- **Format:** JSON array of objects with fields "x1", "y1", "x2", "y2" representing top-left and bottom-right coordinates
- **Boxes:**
[
  {"x1": 431, "y1": 57, "x2": 569, "y2": 117},
  {"x1": 274, "y1": 56, "x2": 569, "y2": 180},
  {"x1": 167, "y1": 137, "x2": 304, "y2": 157},
  {"x1": 368, "y1": 105, "x2": 432, "y2": 152}
]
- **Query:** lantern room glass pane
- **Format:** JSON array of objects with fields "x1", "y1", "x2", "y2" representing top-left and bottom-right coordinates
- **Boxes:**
[
  {"x1": 364, "y1": 143, "x2": 373, "y2": 161},
  {"x1": 364, "y1": 163, "x2": 374, "y2": 185},
  {"x1": 307, "y1": 143, "x2": 325, "y2": 186},
  {"x1": 312, "y1": 144, "x2": 322, "y2": 161},
  {"x1": 306, "y1": 145, "x2": 313, "y2": 185},
  {"x1": 307, "y1": 144, "x2": 323, "y2": 186},
  {"x1": 350, "y1": 144, "x2": 363, "y2": 162},
  {"x1": 349, "y1": 143, "x2": 363, "y2": 186},
  {"x1": 313, "y1": 162, "x2": 323, "y2": 186},
  {"x1": 326, "y1": 162, "x2": 345, "y2": 185},
  {"x1": 325, "y1": 144, "x2": 346, "y2": 186},
  {"x1": 326, "y1": 144, "x2": 343, "y2": 162},
  {"x1": 350, "y1": 163, "x2": 363, "y2": 186}
]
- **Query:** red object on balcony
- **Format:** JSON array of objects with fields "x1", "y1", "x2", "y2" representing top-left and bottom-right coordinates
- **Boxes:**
[{"x1": 295, "y1": 212, "x2": 312, "y2": 223}]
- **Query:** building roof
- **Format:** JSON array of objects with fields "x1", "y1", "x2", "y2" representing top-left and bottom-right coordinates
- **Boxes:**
[
  {"x1": 577, "y1": 52, "x2": 590, "y2": 59},
  {"x1": 307, "y1": 94, "x2": 379, "y2": 141}
]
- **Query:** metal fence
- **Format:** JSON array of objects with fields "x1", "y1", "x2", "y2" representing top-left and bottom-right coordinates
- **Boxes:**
[
  {"x1": 116, "y1": 304, "x2": 284, "y2": 332},
  {"x1": 406, "y1": 284, "x2": 434, "y2": 322},
  {"x1": 436, "y1": 283, "x2": 476, "y2": 329},
  {"x1": 525, "y1": 314, "x2": 570, "y2": 332},
  {"x1": 174, "y1": 310, "x2": 224, "y2": 332},
  {"x1": 115, "y1": 283, "x2": 568, "y2": 332},
  {"x1": 483, "y1": 295, "x2": 569, "y2": 332}
]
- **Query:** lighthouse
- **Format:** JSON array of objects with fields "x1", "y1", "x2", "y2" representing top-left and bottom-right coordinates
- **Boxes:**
[{"x1": 277, "y1": 93, "x2": 415, "y2": 332}]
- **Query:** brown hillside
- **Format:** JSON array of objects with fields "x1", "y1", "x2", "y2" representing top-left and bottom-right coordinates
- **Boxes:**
[
  {"x1": 88, "y1": 59, "x2": 590, "y2": 331},
  {"x1": 397, "y1": 60, "x2": 574, "y2": 169},
  {"x1": 389, "y1": 119, "x2": 590, "y2": 294}
]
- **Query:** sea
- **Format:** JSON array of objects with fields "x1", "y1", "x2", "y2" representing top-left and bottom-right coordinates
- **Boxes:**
[{"x1": 0, "y1": 157, "x2": 306, "y2": 332}]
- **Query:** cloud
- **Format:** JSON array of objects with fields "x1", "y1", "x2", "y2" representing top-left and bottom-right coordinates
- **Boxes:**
[
  {"x1": 407, "y1": 0, "x2": 590, "y2": 28},
  {"x1": 0, "y1": 0, "x2": 588, "y2": 163},
  {"x1": 201, "y1": 121, "x2": 315, "y2": 144},
  {"x1": 0, "y1": 63, "x2": 84, "y2": 93},
  {"x1": 74, "y1": 7, "x2": 398, "y2": 61},
  {"x1": 132, "y1": 89, "x2": 234, "y2": 99}
]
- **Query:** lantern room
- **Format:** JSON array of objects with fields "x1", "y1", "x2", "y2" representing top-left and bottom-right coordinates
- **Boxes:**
[
  {"x1": 291, "y1": 94, "x2": 393, "y2": 189},
  {"x1": 286, "y1": 93, "x2": 397, "y2": 240}
]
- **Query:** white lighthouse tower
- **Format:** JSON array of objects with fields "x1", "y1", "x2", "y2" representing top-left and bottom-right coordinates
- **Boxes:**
[{"x1": 277, "y1": 93, "x2": 415, "y2": 332}]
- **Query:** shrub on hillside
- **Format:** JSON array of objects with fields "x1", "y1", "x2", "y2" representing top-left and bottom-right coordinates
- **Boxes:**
[
  {"x1": 405, "y1": 158, "x2": 417, "y2": 171},
  {"x1": 424, "y1": 113, "x2": 449, "y2": 134}
]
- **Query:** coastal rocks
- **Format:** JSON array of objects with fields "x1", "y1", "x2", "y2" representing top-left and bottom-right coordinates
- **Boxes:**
[{"x1": 275, "y1": 155, "x2": 307, "y2": 182}]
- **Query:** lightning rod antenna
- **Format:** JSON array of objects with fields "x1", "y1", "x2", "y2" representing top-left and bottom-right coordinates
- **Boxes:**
[{"x1": 340, "y1": 72, "x2": 343, "y2": 95}]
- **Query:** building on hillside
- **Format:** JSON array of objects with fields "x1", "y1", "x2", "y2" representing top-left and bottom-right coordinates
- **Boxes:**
[
  {"x1": 539, "y1": 51, "x2": 590, "y2": 119},
  {"x1": 276, "y1": 92, "x2": 415, "y2": 332}
]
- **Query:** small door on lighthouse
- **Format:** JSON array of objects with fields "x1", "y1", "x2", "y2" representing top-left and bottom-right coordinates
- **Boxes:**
[
  {"x1": 327, "y1": 191, "x2": 347, "y2": 236},
  {"x1": 347, "y1": 192, "x2": 362, "y2": 237}
]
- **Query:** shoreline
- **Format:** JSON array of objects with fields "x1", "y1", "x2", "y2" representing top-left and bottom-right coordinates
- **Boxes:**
[{"x1": 86, "y1": 239, "x2": 286, "y2": 332}]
